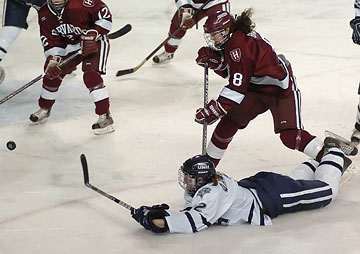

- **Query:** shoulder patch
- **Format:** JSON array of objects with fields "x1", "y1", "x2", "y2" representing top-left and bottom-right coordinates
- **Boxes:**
[
  {"x1": 83, "y1": 0, "x2": 95, "y2": 7},
  {"x1": 196, "y1": 187, "x2": 211, "y2": 198},
  {"x1": 230, "y1": 48, "x2": 241, "y2": 62}
]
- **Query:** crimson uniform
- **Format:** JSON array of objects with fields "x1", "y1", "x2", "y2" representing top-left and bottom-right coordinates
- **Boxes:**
[
  {"x1": 36, "y1": 0, "x2": 112, "y2": 119},
  {"x1": 154, "y1": 0, "x2": 229, "y2": 63},
  {"x1": 196, "y1": 11, "x2": 324, "y2": 166},
  {"x1": 167, "y1": 0, "x2": 229, "y2": 53}
]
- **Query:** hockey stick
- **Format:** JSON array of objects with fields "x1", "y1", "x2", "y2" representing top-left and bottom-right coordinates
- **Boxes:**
[
  {"x1": 202, "y1": 64, "x2": 209, "y2": 155},
  {"x1": 115, "y1": 0, "x2": 213, "y2": 77},
  {"x1": 80, "y1": 154, "x2": 135, "y2": 212},
  {"x1": 0, "y1": 50, "x2": 81, "y2": 105},
  {"x1": 108, "y1": 24, "x2": 132, "y2": 39}
]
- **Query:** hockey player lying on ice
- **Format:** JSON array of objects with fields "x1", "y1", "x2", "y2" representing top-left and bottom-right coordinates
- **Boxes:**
[{"x1": 131, "y1": 136, "x2": 356, "y2": 233}]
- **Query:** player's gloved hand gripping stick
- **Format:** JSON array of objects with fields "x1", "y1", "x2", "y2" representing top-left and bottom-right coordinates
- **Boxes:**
[
  {"x1": 80, "y1": 154, "x2": 170, "y2": 233},
  {"x1": 0, "y1": 50, "x2": 82, "y2": 105}
]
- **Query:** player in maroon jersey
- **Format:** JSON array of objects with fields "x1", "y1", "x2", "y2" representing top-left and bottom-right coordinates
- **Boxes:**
[
  {"x1": 152, "y1": 0, "x2": 230, "y2": 64},
  {"x1": 30, "y1": 0, "x2": 114, "y2": 135},
  {"x1": 194, "y1": 9, "x2": 350, "y2": 166}
]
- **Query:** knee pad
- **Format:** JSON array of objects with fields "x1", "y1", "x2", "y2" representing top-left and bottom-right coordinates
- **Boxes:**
[{"x1": 83, "y1": 70, "x2": 103, "y2": 90}]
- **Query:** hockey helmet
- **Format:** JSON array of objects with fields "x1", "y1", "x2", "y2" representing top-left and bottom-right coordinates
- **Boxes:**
[
  {"x1": 178, "y1": 155, "x2": 216, "y2": 196},
  {"x1": 203, "y1": 10, "x2": 235, "y2": 50},
  {"x1": 48, "y1": 0, "x2": 68, "y2": 14}
]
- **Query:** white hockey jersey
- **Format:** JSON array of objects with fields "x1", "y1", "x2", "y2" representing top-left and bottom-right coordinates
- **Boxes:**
[
  {"x1": 175, "y1": 0, "x2": 228, "y2": 10},
  {"x1": 165, "y1": 172, "x2": 272, "y2": 234}
]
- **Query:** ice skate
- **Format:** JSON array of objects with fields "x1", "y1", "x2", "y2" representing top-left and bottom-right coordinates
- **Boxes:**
[
  {"x1": 323, "y1": 135, "x2": 358, "y2": 156},
  {"x1": 92, "y1": 111, "x2": 114, "y2": 135},
  {"x1": 0, "y1": 65, "x2": 5, "y2": 85},
  {"x1": 152, "y1": 51, "x2": 174, "y2": 64},
  {"x1": 342, "y1": 156, "x2": 353, "y2": 173},
  {"x1": 29, "y1": 108, "x2": 51, "y2": 124},
  {"x1": 350, "y1": 124, "x2": 360, "y2": 146}
]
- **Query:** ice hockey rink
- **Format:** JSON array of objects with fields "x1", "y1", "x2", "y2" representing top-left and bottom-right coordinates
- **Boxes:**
[{"x1": 1, "y1": 0, "x2": 360, "y2": 253}]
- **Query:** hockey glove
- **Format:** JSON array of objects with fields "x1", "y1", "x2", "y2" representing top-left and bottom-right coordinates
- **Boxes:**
[
  {"x1": 131, "y1": 204, "x2": 170, "y2": 233},
  {"x1": 195, "y1": 99, "x2": 227, "y2": 125},
  {"x1": 178, "y1": 6, "x2": 196, "y2": 29},
  {"x1": 81, "y1": 30, "x2": 99, "y2": 57},
  {"x1": 45, "y1": 56, "x2": 62, "y2": 80},
  {"x1": 350, "y1": 17, "x2": 360, "y2": 45},
  {"x1": 196, "y1": 47, "x2": 227, "y2": 71}
]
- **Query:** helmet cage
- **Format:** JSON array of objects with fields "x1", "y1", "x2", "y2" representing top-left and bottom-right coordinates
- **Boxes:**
[
  {"x1": 178, "y1": 166, "x2": 197, "y2": 196},
  {"x1": 204, "y1": 28, "x2": 230, "y2": 51},
  {"x1": 48, "y1": 0, "x2": 68, "y2": 13},
  {"x1": 203, "y1": 10, "x2": 234, "y2": 51}
]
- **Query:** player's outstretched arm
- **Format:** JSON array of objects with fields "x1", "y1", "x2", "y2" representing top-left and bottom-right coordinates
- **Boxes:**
[{"x1": 131, "y1": 204, "x2": 170, "y2": 233}]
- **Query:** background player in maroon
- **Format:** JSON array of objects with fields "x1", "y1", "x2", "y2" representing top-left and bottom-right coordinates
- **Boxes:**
[
  {"x1": 153, "y1": 0, "x2": 230, "y2": 64},
  {"x1": 30, "y1": 0, "x2": 114, "y2": 135},
  {"x1": 195, "y1": 9, "x2": 335, "y2": 166}
]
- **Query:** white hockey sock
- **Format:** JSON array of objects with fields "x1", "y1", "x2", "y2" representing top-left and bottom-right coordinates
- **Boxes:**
[
  {"x1": 303, "y1": 137, "x2": 323, "y2": 159},
  {"x1": 288, "y1": 159, "x2": 318, "y2": 180},
  {"x1": 314, "y1": 148, "x2": 343, "y2": 199},
  {"x1": 0, "y1": 26, "x2": 22, "y2": 59}
]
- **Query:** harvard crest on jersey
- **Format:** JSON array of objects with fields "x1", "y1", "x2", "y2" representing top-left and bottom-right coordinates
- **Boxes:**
[
  {"x1": 230, "y1": 48, "x2": 241, "y2": 62},
  {"x1": 83, "y1": 0, "x2": 95, "y2": 8}
]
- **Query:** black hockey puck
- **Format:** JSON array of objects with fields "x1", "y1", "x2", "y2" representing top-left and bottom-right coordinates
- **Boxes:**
[{"x1": 6, "y1": 141, "x2": 16, "y2": 151}]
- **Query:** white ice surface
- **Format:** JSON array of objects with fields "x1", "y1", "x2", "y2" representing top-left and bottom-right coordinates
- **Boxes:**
[{"x1": 0, "y1": 0, "x2": 360, "y2": 253}]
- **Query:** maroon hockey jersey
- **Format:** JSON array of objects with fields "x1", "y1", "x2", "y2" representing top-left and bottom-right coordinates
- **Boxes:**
[
  {"x1": 38, "y1": 0, "x2": 112, "y2": 57},
  {"x1": 218, "y1": 31, "x2": 293, "y2": 109}
]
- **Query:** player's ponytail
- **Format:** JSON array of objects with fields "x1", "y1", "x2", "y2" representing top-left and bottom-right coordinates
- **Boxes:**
[
  {"x1": 231, "y1": 8, "x2": 256, "y2": 34},
  {"x1": 211, "y1": 173, "x2": 223, "y2": 186}
]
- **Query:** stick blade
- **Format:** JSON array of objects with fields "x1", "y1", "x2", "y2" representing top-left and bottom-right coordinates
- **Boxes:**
[
  {"x1": 80, "y1": 154, "x2": 90, "y2": 185},
  {"x1": 108, "y1": 24, "x2": 132, "y2": 39},
  {"x1": 116, "y1": 68, "x2": 134, "y2": 76}
]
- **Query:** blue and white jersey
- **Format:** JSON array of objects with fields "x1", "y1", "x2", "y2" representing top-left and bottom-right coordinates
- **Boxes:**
[
  {"x1": 355, "y1": 0, "x2": 360, "y2": 16},
  {"x1": 175, "y1": 0, "x2": 228, "y2": 10},
  {"x1": 2, "y1": 0, "x2": 46, "y2": 28},
  {"x1": 165, "y1": 172, "x2": 272, "y2": 234}
]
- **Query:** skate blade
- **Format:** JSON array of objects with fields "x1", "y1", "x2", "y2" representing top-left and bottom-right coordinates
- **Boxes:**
[
  {"x1": 340, "y1": 164, "x2": 359, "y2": 187},
  {"x1": 29, "y1": 118, "x2": 49, "y2": 126},
  {"x1": 93, "y1": 124, "x2": 114, "y2": 135}
]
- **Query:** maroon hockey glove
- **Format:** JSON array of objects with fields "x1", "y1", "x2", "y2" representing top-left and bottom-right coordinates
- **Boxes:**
[
  {"x1": 178, "y1": 6, "x2": 195, "y2": 29},
  {"x1": 182, "y1": 18, "x2": 196, "y2": 29},
  {"x1": 81, "y1": 30, "x2": 99, "y2": 57},
  {"x1": 45, "y1": 56, "x2": 62, "y2": 80},
  {"x1": 195, "y1": 99, "x2": 227, "y2": 125},
  {"x1": 196, "y1": 47, "x2": 227, "y2": 71}
]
